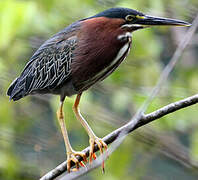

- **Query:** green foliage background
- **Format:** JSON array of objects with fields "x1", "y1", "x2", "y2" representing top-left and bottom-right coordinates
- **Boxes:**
[{"x1": 0, "y1": 0, "x2": 198, "y2": 179}]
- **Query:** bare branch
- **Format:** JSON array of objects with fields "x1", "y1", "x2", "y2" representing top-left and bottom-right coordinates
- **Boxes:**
[{"x1": 40, "y1": 94, "x2": 198, "y2": 180}]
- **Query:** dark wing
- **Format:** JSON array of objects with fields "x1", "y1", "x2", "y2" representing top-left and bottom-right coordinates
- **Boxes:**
[{"x1": 7, "y1": 34, "x2": 77, "y2": 101}]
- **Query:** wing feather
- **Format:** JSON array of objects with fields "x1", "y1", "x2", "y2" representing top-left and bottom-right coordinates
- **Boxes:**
[
  {"x1": 29, "y1": 36, "x2": 77, "y2": 92},
  {"x1": 8, "y1": 35, "x2": 77, "y2": 100},
  {"x1": 7, "y1": 22, "x2": 80, "y2": 101}
]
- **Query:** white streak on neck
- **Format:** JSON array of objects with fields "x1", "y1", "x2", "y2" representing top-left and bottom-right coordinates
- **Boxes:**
[
  {"x1": 79, "y1": 41, "x2": 131, "y2": 89},
  {"x1": 97, "y1": 42, "x2": 130, "y2": 77},
  {"x1": 118, "y1": 32, "x2": 132, "y2": 40},
  {"x1": 113, "y1": 43, "x2": 130, "y2": 64}
]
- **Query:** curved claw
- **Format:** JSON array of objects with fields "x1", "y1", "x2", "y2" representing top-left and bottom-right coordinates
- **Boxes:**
[
  {"x1": 67, "y1": 151, "x2": 87, "y2": 172},
  {"x1": 89, "y1": 137, "x2": 108, "y2": 172}
]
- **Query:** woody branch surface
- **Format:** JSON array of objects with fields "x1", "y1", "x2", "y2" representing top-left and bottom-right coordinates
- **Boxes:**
[{"x1": 40, "y1": 94, "x2": 198, "y2": 180}]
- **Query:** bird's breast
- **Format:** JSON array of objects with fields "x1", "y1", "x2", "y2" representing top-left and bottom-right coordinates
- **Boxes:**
[
  {"x1": 95, "y1": 38, "x2": 131, "y2": 83},
  {"x1": 71, "y1": 18, "x2": 132, "y2": 92}
]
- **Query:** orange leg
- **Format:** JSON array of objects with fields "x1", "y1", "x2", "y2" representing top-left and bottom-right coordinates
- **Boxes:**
[
  {"x1": 57, "y1": 99, "x2": 87, "y2": 172},
  {"x1": 72, "y1": 93, "x2": 108, "y2": 171}
]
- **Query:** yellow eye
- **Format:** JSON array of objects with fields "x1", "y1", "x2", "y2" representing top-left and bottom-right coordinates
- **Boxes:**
[{"x1": 125, "y1": 15, "x2": 135, "y2": 21}]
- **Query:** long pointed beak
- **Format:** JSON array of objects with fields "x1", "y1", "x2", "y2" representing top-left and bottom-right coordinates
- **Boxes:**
[{"x1": 136, "y1": 15, "x2": 191, "y2": 27}]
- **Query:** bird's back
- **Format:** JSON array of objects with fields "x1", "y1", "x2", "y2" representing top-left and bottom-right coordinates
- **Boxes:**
[{"x1": 7, "y1": 22, "x2": 80, "y2": 101}]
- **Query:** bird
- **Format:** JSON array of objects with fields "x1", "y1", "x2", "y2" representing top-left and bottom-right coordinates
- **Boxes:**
[{"x1": 7, "y1": 7, "x2": 190, "y2": 172}]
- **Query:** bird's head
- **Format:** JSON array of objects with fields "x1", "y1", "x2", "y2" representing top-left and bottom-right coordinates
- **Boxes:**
[{"x1": 88, "y1": 7, "x2": 191, "y2": 32}]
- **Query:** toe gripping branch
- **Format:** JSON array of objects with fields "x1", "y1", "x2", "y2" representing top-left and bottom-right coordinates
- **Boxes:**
[
  {"x1": 89, "y1": 138, "x2": 108, "y2": 173},
  {"x1": 67, "y1": 151, "x2": 88, "y2": 173},
  {"x1": 66, "y1": 138, "x2": 108, "y2": 173}
]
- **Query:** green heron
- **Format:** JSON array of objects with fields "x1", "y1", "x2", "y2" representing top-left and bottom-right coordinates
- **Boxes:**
[{"x1": 7, "y1": 7, "x2": 190, "y2": 172}]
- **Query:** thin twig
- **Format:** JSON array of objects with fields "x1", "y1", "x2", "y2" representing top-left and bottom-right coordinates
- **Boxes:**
[{"x1": 40, "y1": 94, "x2": 198, "y2": 180}]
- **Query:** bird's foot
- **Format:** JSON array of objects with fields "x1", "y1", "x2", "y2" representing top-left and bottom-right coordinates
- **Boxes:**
[
  {"x1": 67, "y1": 151, "x2": 87, "y2": 173},
  {"x1": 89, "y1": 136, "x2": 108, "y2": 173}
]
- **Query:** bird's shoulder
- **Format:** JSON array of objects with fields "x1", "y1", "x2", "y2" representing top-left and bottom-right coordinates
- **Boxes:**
[
  {"x1": 31, "y1": 21, "x2": 80, "y2": 61},
  {"x1": 18, "y1": 22, "x2": 81, "y2": 94}
]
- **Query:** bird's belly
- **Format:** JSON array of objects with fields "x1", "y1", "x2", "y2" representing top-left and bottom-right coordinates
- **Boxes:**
[{"x1": 76, "y1": 41, "x2": 131, "y2": 92}]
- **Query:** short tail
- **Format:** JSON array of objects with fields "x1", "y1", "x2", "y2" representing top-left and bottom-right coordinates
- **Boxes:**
[{"x1": 7, "y1": 78, "x2": 26, "y2": 101}]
